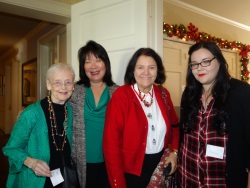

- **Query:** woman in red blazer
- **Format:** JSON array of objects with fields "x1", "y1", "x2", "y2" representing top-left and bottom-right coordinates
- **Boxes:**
[{"x1": 103, "y1": 48, "x2": 180, "y2": 188}]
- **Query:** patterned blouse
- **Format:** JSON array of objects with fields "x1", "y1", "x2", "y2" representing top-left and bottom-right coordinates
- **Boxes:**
[{"x1": 178, "y1": 99, "x2": 228, "y2": 187}]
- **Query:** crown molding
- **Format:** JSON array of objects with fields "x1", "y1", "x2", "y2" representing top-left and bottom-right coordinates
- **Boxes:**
[
  {"x1": 165, "y1": 0, "x2": 250, "y2": 31},
  {"x1": 0, "y1": 0, "x2": 71, "y2": 24}
]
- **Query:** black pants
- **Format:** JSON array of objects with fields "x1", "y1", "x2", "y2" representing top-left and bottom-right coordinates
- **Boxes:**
[
  {"x1": 86, "y1": 162, "x2": 110, "y2": 188},
  {"x1": 125, "y1": 150, "x2": 164, "y2": 188}
]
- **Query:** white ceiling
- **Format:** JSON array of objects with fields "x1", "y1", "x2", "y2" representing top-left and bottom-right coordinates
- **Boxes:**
[{"x1": 0, "y1": 0, "x2": 250, "y2": 56}]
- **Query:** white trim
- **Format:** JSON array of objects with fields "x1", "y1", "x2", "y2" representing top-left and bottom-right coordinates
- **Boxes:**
[
  {"x1": 163, "y1": 35, "x2": 239, "y2": 53},
  {"x1": 163, "y1": 35, "x2": 194, "y2": 45},
  {"x1": 37, "y1": 25, "x2": 66, "y2": 99},
  {"x1": 0, "y1": 0, "x2": 70, "y2": 24},
  {"x1": 165, "y1": 0, "x2": 250, "y2": 31},
  {"x1": 0, "y1": 0, "x2": 70, "y2": 17}
]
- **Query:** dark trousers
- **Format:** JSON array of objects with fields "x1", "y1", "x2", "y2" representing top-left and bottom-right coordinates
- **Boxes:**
[
  {"x1": 86, "y1": 162, "x2": 110, "y2": 188},
  {"x1": 125, "y1": 150, "x2": 164, "y2": 188}
]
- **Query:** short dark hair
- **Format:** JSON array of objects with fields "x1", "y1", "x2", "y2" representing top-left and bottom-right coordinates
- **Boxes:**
[
  {"x1": 77, "y1": 40, "x2": 115, "y2": 87},
  {"x1": 124, "y1": 48, "x2": 166, "y2": 84}
]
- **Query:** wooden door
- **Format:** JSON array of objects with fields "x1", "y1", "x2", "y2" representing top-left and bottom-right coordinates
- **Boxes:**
[
  {"x1": 222, "y1": 50, "x2": 238, "y2": 78},
  {"x1": 163, "y1": 39, "x2": 239, "y2": 116},
  {"x1": 163, "y1": 39, "x2": 191, "y2": 113}
]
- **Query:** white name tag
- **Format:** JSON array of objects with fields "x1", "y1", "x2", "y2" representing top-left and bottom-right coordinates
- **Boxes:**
[
  {"x1": 205, "y1": 144, "x2": 224, "y2": 159},
  {"x1": 50, "y1": 168, "x2": 64, "y2": 187}
]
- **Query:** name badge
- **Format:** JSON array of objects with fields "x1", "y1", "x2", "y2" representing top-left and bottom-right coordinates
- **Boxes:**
[
  {"x1": 205, "y1": 144, "x2": 224, "y2": 159},
  {"x1": 50, "y1": 168, "x2": 64, "y2": 186}
]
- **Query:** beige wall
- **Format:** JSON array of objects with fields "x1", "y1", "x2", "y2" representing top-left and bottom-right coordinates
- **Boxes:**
[
  {"x1": 0, "y1": 23, "x2": 60, "y2": 133},
  {"x1": 163, "y1": 1, "x2": 250, "y2": 45}
]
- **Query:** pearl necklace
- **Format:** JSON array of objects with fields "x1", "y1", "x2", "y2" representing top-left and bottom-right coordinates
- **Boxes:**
[{"x1": 47, "y1": 96, "x2": 68, "y2": 151}]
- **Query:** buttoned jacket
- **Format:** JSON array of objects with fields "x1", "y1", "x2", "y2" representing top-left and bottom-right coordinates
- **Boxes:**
[{"x1": 103, "y1": 84, "x2": 179, "y2": 188}]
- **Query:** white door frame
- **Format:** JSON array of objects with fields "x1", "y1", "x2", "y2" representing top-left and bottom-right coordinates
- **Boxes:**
[{"x1": 37, "y1": 25, "x2": 66, "y2": 99}]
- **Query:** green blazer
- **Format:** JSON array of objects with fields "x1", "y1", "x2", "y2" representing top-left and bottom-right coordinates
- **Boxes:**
[{"x1": 2, "y1": 100, "x2": 73, "y2": 188}]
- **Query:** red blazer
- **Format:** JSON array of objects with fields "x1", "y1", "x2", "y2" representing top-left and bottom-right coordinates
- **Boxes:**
[{"x1": 103, "y1": 84, "x2": 179, "y2": 188}]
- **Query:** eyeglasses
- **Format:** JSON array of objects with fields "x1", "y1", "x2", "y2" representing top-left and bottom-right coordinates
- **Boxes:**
[
  {"x1": 189, "y1": 57, "x2": 216, "y2": 70},
  {"x1": 50, "y1": 80, "x2": 73, "y2": 88}
]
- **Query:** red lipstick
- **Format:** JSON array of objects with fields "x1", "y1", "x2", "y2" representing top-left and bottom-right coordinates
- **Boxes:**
[{"x1": 198, "y1": 73, "x2": 205, "y2": 77}]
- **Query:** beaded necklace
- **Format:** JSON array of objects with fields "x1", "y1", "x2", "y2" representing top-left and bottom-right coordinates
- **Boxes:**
[
  {"x1": 132, "y1": 85, "x2": 154, "y2": 107},
  {"x1": 47, "y1": 96, "x2": 68, "y2": 151}
]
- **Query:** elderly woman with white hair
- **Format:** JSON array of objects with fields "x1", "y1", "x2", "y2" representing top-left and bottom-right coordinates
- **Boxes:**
[{"x1": 3, "y1": 63, "x2": 77, "y2": 188}]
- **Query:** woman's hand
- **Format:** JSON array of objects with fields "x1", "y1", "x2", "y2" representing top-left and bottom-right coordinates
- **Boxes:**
[
  {"x1": 24, "y1": 157, "x2": 51, "y2": 177},
  {"x1": 164, "y1": 150, "x2": 178, "y2": 175}
]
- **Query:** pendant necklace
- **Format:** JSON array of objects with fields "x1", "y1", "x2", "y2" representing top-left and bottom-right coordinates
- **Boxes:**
[
  {"x1": 132, "y1": 85, "x2": 156, "y2": 145},
  {"x1": 47, "y1": 96, "x2": 68, "y2": 151},
  {"x1": 132, "y1": 85, "x2": 154, "y2": 107}
]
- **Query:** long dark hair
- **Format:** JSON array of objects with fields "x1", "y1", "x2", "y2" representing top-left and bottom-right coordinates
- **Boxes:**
[
  {"x1": 182, "y1": 41, "x2": 231, "y2": 134},
  {"x1": 77, "y1": 40, "x2": 115, "y2": 87},
  {"x1": 124, "y1": 48, "x2": 166, "y2": 84}
]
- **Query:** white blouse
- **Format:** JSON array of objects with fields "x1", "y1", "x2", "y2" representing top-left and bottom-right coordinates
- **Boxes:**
[{"x1": 132, "y1": 84, "x2": 166, "y2": 154}]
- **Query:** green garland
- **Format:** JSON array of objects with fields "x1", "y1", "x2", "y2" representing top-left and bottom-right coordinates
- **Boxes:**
[{"x1": 163, "y1": 22, "x2": 250, "y2": 82}]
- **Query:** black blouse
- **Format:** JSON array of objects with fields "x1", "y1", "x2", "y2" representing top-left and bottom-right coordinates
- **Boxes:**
[{"x1": 41, "y1": 98, "x2": 71, "y2": 188}]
